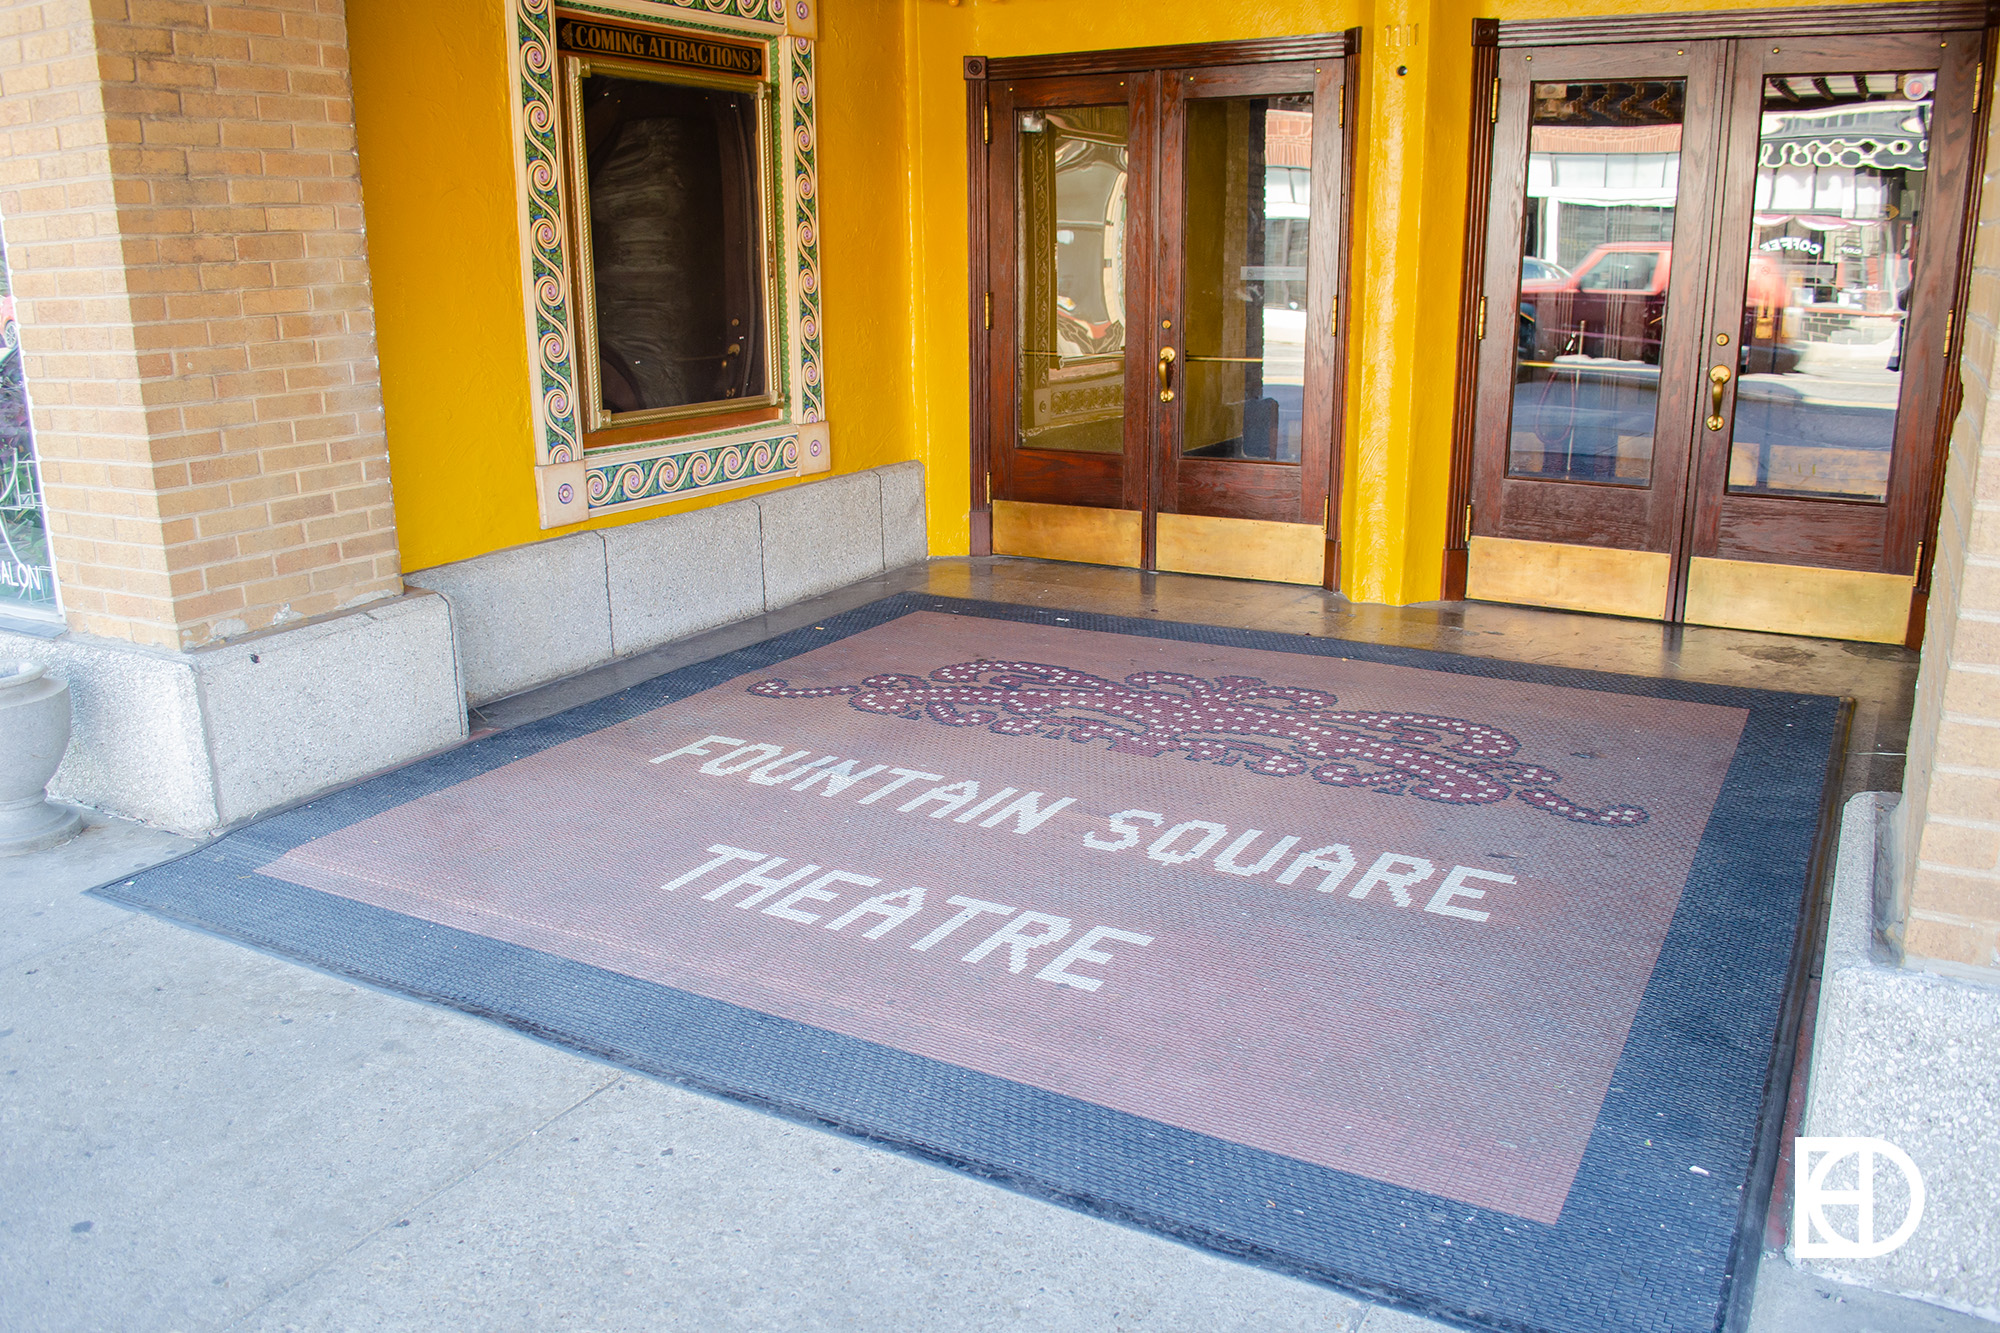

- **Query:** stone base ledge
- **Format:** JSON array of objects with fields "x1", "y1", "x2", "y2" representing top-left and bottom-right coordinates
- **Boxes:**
[
  {"x1": 0, "y1": 591, "x2": 465, "y2": 835},
  {"x1": 408, "y1": 460, "x2": 928, "y2": 706},
  {"x1": 1791, "y1": 791, "x2": 2000, "y2": 1320}
]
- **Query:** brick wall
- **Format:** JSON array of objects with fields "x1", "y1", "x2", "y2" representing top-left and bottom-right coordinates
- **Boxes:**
[
  {"x1": 1898, "y1": 95, "x2": 2000, "y2": 980},
  {"x1": 0, "y1": 0, "x2": 397, "y2": 648}
]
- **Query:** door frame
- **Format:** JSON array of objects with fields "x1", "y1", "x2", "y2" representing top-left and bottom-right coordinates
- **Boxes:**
[
  {"x1": 965, "y1": 32, "x2": 1360, "y2": 585},
  {"x1": 1442, "y1": 2, "x2": 1996, "y2": 647}
]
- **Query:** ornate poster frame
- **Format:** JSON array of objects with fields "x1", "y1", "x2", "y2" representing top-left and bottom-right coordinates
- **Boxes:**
[{"x1": 513, "y1": 0, "x2": 829, "y2": 527}]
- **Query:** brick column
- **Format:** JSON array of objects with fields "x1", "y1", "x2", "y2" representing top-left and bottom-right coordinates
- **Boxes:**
[
  {"x1": 0, "y1": 0, "x2": 398, "y2": 648},
  {"x1": 1897, "y1": 99, "x2": 2000, "y2": 979}
]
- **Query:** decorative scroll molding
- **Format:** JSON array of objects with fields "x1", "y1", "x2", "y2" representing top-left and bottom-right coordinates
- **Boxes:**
[{"x1": 512, "y1": 0, "x2": 827, "y2": 525}]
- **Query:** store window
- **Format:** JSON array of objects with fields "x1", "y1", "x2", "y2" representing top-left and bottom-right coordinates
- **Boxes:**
[
  {"x1": 520, "y1": 4, "x2": 827, "y2": 527},
  {"x1": 559, "y1": 16, "x2": 774, "y2": 430},
  {"x1": 0, "y1": 233, "x2": 56, "y2": 619}
]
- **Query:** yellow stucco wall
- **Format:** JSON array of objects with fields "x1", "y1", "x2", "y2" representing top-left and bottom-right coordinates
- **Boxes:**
[
  {"x1": 347, "y1": 0, "x2": 916, "y2": 574},
  {"x1": 349, "y1": 0, "x2": 1894, "y2": 597}
]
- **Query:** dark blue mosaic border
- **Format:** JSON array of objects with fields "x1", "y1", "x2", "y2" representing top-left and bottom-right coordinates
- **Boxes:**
[{"x1": 95, "y1": 593, "x2": 1843, "y2": 1333}]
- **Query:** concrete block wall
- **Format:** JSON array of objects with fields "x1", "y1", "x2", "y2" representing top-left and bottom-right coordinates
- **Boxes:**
[
  {"x1": 1897, "y1": 96, "x2": 2000, "y2": 981},
  {"x1": 1801, "y1": 794, "x2": 2000, "y2": 1318},
  {"x1": 0, "y1": 0, "x2": 400, "y2": 649},
  {"x1": 408, "y1": 462, "x2": 928, "y2": 706},
  {"x1": 0, "y1": 589, "x2": 463, "y2": 832}
]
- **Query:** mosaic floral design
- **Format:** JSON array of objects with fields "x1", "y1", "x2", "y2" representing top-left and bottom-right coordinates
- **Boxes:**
[
  {"x1": 514, "y1": 0, "x2": 821, "y2": 499},
  {"x1": 749, "y1": 660, "x2": 1651, "y2": 826},
  {"x1": 587, "y1": 436, "x2": 800, "y2": 506}
]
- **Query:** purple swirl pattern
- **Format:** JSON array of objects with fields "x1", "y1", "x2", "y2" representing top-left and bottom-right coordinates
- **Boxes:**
[
  {"x1": 791, "y1": 37, "x2": 824, "y2": 424},
  {"x1": 748, "y1": 660, "x2": 1650, "y2": 826}
]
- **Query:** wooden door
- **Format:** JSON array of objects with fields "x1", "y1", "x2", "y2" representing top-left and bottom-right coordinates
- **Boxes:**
[
  {"x1": 1459, "y1": 11, "x2": 1986, "y2": 645},
  {"x1": 970, "y1": 37, "x2": 1356, "y2": 585},
  {"x1": 983, "y1": 71, "x2": 1156, "y2": 569},
  {"x1": 1466, "y1": 41, "x2": 1731, "y2": 619},
  {"x1": 1680, "y1": 30, "x2": 1982, "y2": 641},
  {"x1": 1153, "y1": 60, "x2": 1350, "y2": 585}
]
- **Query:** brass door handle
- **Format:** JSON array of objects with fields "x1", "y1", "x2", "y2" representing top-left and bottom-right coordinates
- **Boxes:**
[
  {"x1": 1157, "y1": 346, "x2": 1176, "y2": 402},
  {"x1": 1706, "y1": 363, "x2": 1732, "y2": 431}
]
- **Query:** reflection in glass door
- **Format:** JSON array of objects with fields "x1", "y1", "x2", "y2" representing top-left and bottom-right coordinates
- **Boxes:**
[{"x1": 1018, "y1": 105, "x2": 1130, "y2": 457}]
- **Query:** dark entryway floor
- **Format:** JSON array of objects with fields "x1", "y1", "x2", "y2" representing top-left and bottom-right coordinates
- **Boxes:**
[{"x1": 478, "y1": 555, "x2": 1917, "y2": 809}]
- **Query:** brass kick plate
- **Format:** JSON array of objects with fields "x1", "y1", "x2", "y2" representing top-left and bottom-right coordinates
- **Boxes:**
[
  {"x1": 1155, "y1": 513, "x2": 1325, "y2": 586},
  {"x1": 991, "y1": 500, "x2": 1143, "y2": 569},
  {"x1": 1465, "y1": 536, "x2": 1670, "y2": 620},
  {"x1": 1683, "y1": 556, "x2": 1913, "y2": 645}
]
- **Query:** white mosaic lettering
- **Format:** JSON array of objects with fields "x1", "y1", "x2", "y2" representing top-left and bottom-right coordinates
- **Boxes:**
[
  {"x1": 856, "y1": 768, "x2": 945, "y2": 805},
  {"x1": 1214, "y1": 829, "x2": 1301, "y2": 877},
  {"x1": 704, "y1": 857, "x2": 823, "y2": 904},
  {"x1": 823, "y1": 886, "x2": 928, "y2": 938},
  {"x1": 1036, "y1": 926, "x2": 1153, "y2": 993},
  {"x1": 962, "y1": 911, "x2": 1073, "y2": 972},
  {"x1": 747, "y1": 752, "x2": 835, "y2": 785},
  {"x1": 952, "y1": 786, "x2": 1019, "y2": 823},
  {"x1": 763, "y1": 870, "x2": 879, "y2": 924},
  {"x1": 980, "y1": 791, "x2": 1076, "y2": 834},
  {"x1": 651, "y1": 734, "x2": 744, "y2": 764},
  {"x1": 1083, "y1": 809, "x2": 1164, "y2": 852},
  {"x1": 661, "y1": 844, "x2": 764, "y2": 892},
  {"x1": 700, "y1": 743, "x2": 784, "y2": 776},
  {"x1": 1147, "y1": 820, "x2": 1229, "y2": 866},
  {"x1": 909, "y1": 895, "x2": 1014, "y2": 950},
  {"x1": 1278, "y1": 844, "x2": 1358, "y2": 893},
  {"x1": 1425, "y1": 866, "x2": 1510, "y2": 922},
  {"x1": 792, "y1": 759, "x2": 887, "y2": 796},
  {"x1": 899, "y1": 780, "x2": 982, "y2": 818},
  {"x1": 1349, "y1": 853, "x2": 1435, "y2": 906}
]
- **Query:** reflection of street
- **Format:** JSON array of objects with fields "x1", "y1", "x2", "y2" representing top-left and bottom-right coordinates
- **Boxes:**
[
  {"x1": 1509, "y1": 357, "x2": 1660, "y2": 483},
  {"x1": 1731, "y1": 341, "x2": 1896, "y2": 499},
  {"x1": 1264, "y1": 307, "x2": 1306, "y2": 385},
  {"x1": 1508, "y1": 343, "x2": 1896, "y2": 496}
]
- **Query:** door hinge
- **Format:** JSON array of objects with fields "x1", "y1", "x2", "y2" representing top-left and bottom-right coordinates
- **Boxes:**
[
  {"x1": 1463, "y1": 504, "x2": 1473, "y2": 543},
  {"x1": 982, "y1": 101, "x2": 991, "y2": 145},
  {"x1": 1338, "y1": 87, "x2": 1345, "y2": 128},
  {"x1": 1916, "y1": 541, "x2": 1925, "y2": 574},
  {"x1": 1321, "y1": 495, "x2": 1330, "y2": 530},
  {"x1": 1977, "y1": 60, "x2": 1984, "y2": 114},
  {"x1": 1328, "y1": 294, "x2": 1338, "y2": 335},
  {"x1": 983, "y1": 291, "x2": 993, "y2": 330},
  {"x1": 985, "y1": 471, "x2": 993, "y2": 504},
  {"x1": 1476, "y1": 295, "x2": 1487, "y2": 340},
  {"x1": 1490, "y1": 77, "x2": 1500, "y2": 123},
  {"x1": 1945, "y1": 307, "x2": 1956, "y2": 353}
]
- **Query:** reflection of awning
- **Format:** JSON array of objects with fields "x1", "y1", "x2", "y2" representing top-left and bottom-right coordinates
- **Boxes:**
[
  {"x1": 1758, "y1": 136, "x2": 1927, "y2": 172},
  {"x1": 1526, "y1": 187, "x2": 1679, "y2": 206}
]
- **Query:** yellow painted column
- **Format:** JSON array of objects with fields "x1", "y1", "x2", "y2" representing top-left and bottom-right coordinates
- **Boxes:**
[{"x1": 1339, "y1": 0, "x2": 1443, "y2": 604}]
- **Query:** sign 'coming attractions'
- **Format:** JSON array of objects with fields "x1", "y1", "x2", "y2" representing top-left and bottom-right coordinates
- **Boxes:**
[{"x1": 555, "y1": 15, "x2": 765, "y2": 79}]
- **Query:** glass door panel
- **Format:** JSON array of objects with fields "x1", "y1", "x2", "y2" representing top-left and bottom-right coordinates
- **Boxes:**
[
  {"x1": 1180, "y1": 94, "x2": 1312, "y2": 465},
  {"x1": 1510, "y1": 80, "x2": 1685, "y2": 487},
  {"x1": 1018, "y1": 104, "x2": 1131, "y2": 456},
  {"x1": 1725, "y1": 70, "x2": 1931, "y2": 503}
]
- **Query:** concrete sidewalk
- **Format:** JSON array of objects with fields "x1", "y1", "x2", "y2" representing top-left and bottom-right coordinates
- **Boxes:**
[{"x1": 4, "y1": 565, "x2": 1992, "y2": 1332}]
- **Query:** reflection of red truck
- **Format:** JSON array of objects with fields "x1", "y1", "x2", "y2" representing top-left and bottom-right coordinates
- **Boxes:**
[{"x1": 1519, "y1": 242, "x2": 1797, "y2": 372}]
